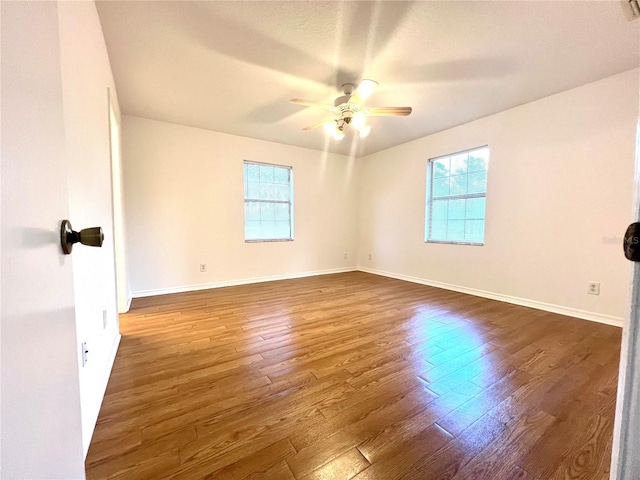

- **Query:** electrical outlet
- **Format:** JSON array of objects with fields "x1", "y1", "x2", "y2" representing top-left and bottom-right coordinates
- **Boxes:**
[
  {"x1": 200, "y1": 264, "x2": 207, "y2": 272},
  {"x1": 102, "y1": 309, "x2": 107, "y2": 329},
  {"x1": 587, "y1": 282, "x2": 600, "y2": 295},
  {"x1": 81, "y1": 341, "x2": 88, "y2": 367},
  {"x1": 368, "y1": 254, "x2": 372, "y2": 261},
  {"x1": 344, "y1": 252, "x2": 348, "y2": 259}
]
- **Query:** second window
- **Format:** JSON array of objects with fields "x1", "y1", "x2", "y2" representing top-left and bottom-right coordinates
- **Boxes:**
[
  {"x1": 426, "y1": 146, "x2": 489, "y2": 245},
  {"x1": 244, "y1": 161, "x2": 293, "y2": 241}
]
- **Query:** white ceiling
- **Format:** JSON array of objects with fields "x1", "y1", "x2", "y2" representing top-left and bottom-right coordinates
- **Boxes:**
[{"x1": 96, "y1": 1, "x2": 639, "y2": 158}]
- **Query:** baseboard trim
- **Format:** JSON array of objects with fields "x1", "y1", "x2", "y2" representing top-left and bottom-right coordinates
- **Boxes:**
[
  {"x1": 357, "y1": 267, "x2": 623, "y2": 328},
  {"x1": 130, "y1": 266, "x2": 622, "y2": 327},
  {"x1": 132, "y1": 267, "x2": 358, "y2": 298},
  {"x1": 105, "y1": 332, "x2": 121, "y2": 379},
  {"x1": 83, "y1": 332, "x2": 121, "y2": 459}
]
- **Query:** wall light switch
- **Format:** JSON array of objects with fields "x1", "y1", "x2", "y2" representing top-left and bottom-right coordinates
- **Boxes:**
[{"x1": 81, "y1": 341, "x2": 88, "y2": 367}]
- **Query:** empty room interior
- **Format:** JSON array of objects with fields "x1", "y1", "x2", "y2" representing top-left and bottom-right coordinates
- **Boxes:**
[{"x1": 3, "y1": 1, "x2": 640, "y2": 479}]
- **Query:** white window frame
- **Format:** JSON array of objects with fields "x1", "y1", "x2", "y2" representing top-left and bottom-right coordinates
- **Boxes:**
[
  {"x1": 243, "y1": 160, "x2": 294, "y2": 242},
  {"x1": 425, "y1": 146, "x2": 489, "y2": 246}
]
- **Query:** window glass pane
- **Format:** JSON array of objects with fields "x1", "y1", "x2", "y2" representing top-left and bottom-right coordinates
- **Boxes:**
[
  {"x1": 468, "y1": 172, "x2": 487, "y2": 194},
  {"x1": 245, "y1": 202, "x2": 260, "y2": 221},
  {"x1": 247, "y1": 182, "x2": 260, "y2": 199},
  {"x1": 449, "y1": 174, "x2": 468, "y2": 196},
  {"x1": 450, "y1": 154, "x2": 468, "y2": 176},
  {"x1": 466, "y1": 197, "x2": 485, "y2": 220},
  {"x1": 246, "y1": 164, "x2": 260, "y2": 183},
  {"x1": 245, "y1": 220, "x2": 261, "y2": 239},
  {"x1": 275, "y1": 203, "x2": 290, "y2": 221},
  {"x1": 260, "y1": 221, "x2": 275, "y2": 239},
  {"x1": 274, "y1": 167, "x2": 289, "y2": 183},
  {"x1": 260, "y1": 165, "x2": 275, "y2": 183},
  {"x1": 465, "y1": 220, "x2": 485, "y2": 243},
  {"x1": 448, "y1": 199, "x2": 466, "y2": 220},
  {"x1": 447, "y1": 220, "x2": 465, "y2": 241},
  {"x1": 259, "y1": 202, "x2": 275, "y2": 221},
  {"x1": 430, "y1": 220, "x2": 448, "y2": 240},
  {"x1": 259, "y1": 183, "x2": 275, "y2": 200},
  {"x1": 432, "y1": 177, "x2": 450, "y2": 198},
  {"x1": 275, "y1": 184, "x2": 290, "y2": 201},
  {"x1": 433, "y1": 158, "x2": 450, "y2": 178},
  {"x1": 468, "y1": 149, "x2": 488, "y2": 173},
  {"x1": 431, "y1": 200, "x2": 448, "y2": 220},
  {"x1": 274, "y1": 221, "x2": 291, "y2": 238}
]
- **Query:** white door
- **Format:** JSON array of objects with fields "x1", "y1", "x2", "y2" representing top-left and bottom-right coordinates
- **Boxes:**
[
  {"x1": 611, "y1": 120, "x2": 640, "y2": 479},
  {"x1": 1, "y1": 2, "x2": 86, "y2": 478}
]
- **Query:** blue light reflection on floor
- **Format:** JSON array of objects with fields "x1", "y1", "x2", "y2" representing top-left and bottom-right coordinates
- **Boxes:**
[{"x1": 404, "y1": 305, "x2": 500, "y2": 421}]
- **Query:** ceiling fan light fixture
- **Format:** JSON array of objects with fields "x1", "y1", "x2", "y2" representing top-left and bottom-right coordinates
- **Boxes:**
[
  {"x1": 352, "y1": 112, "x2": 366, "y2": 130},
  {"x1": 323, "y1": 121, "x2": 337, "y2": 135},
  {"x1": 356, "y1": 79, "x2": 378, "y2": 102},
  {"x1": 294, "y1": 79, "x2": 410, "y2": 138},
  {"x1": 324, "y1": 120, "x2": 344, "y2": 140},
  {"x1": 332, "y1": 129, "x2": 345, "y2": 141}
]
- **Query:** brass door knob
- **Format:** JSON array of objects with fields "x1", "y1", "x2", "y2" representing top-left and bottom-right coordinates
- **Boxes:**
[{"x1": 60, "y1": 219, "x2": 104, "y2": 254}]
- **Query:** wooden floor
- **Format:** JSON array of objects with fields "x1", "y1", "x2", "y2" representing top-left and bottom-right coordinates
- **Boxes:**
[{"x1": 86, "y1": 272, "x2": 622, "y2": 479}]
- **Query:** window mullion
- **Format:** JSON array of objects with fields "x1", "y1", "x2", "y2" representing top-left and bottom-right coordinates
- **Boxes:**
[{"x1": 433, "y1": 193, "x2": 485, "y2": 202}]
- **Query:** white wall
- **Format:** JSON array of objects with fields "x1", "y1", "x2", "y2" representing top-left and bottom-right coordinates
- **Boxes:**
[
  {"x1": 57, "y1": 1, "x2": 124, "y2": 455},
  {"x1": 122, "y1": 116, "x2": 358, "y2": 295},
  {"x1": 124, "y1": 71, "x2": 637, "y2": 322},
  {"x1": 109, "y1": 99, "x2": 132, "y2": 314},
  {"x1": 358, "y1": 69, "x2": 638, "y2": 324}
]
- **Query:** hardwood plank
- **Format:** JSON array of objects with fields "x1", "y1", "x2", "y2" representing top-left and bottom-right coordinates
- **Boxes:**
[
  {"x1": 547, "y1": 414, "x2": 613, "y2": 480},
  {"x1": 450, "y1": 410, "x2": 557, "y2": 480},
  {"x1": 503, "y1": 465, "x2": 537, "y2": 479},
  {"x1": 244, "y1": 460, "x2": 296, "y2": 480},
  {"x1": 85, "y1": 272, "x2": 621, "y2": 480},
  {"x1": 356, "y1": 389, "x2": 468, "y2": 464},
  {"x1": 299, "y1": 447, "x2": 370, "y2": 480},
  {"x1": 352, "y1": 424, "x2": 453, "y2": 480},
  {"x1": 286, "y1": 384, "x2": 438, "y2": 478},
  {"x1": 206, "y1": 438, "x2": 296, "y2": 480},
  {"x1": 436, "y1": 368, "x2": 532, "y2": 437},
  {"x1": 403, "y1": 414, "x2": 509, "y2": 479},
  {"x1": 288, "y1": 382, "x2": 438, "y2": 453}
]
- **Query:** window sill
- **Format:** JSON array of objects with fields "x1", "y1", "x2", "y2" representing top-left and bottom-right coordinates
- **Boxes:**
[
  {"x1": 245, "y1": 238, "x2": 294, "y2": 243},
  {"x1": 425, "y1": 240, "x2": 484, "y2": 246}
]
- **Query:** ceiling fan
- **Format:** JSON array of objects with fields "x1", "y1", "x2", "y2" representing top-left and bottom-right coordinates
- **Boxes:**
[{"x1": 291, "y1": 79, "x2": 412, "y2": 140}]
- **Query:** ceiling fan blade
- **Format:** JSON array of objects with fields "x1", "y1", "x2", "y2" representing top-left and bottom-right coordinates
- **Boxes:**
[
  {"x1": 349, "y1": 79, "x2": 379, "y2": 105},
  {"x1": 290, "y1": 98, "x2": 336, "y2": 111},
  {"x1": 366, "y1": 106, "x2": 412, "y2": 116},
  {"x1": 303, "y1": 119, "x2": 332, "y2": 131}
]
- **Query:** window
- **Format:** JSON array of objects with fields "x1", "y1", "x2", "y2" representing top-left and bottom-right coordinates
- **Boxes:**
[
  {"x1": 244, "y1": 161, "x2": 293, "y2": 241},
  {"x1": 426, "y1": 146, "x2": 489, "y2": 245}
]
